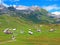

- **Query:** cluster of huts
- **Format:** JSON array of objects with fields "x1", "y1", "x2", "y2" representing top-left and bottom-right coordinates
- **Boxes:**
[
  {"x1": 3, "y1": 28, "x2": 12, "y2": 34},
  {"x1": 3, "y1": 28, "x2": 17, "y2": 34}
]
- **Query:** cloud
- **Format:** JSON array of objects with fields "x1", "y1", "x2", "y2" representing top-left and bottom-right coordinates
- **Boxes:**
[
  {"x1": 1, "y1": 0, "x2": 20, "y2": 7},
  {"x1": 42, "y1": 5, "x2": 60, "y2": 16},
  {"x1": 52, "y1": 11, "x2": 60, "y2": 15},
  {"x1": 0, "y1": 0, "x2": 9, "y2": 7},
  {"x1": 2, "y1": 3, "x2": 9, "y2": 7},
  {"x1": 42, "y1": 5, "x2": 60, "y2": 11}
]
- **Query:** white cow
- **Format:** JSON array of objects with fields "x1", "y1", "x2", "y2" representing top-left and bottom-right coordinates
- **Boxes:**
[
  {"x1": 28, "y1": 31, "x2": 33, "y2": 35},
  {"x1": 13, "y1": 28, "x2": 16, "y2": 31},
  {"x1": 37, "y1": 29, "x2": 41, "y2": 32},
  {"x1": 12, "y1": 35, "x2": 16, "y2": 40},
  {"x1": 49, "y1": 29, "x2": 54, "y2": 32}
]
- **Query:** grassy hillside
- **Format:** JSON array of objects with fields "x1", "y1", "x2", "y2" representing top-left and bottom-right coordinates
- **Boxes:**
[
  {"x1": 6, "y1": 6, "x2": 56, "y2": 24},
  {"x1": 0, "y1": 14, "x2": 60, "y2": 45}
]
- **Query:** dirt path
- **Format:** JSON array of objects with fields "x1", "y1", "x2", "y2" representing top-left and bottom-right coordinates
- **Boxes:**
[{"x1": 0, "y1": 40, "x2": 16, "y2": 44}]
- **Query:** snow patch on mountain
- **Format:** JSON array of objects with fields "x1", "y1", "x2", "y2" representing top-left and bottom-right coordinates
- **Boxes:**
[
  {"x1": 51, "y1": 11, "x2": 60, "y2": 15},
  {"x1": 15, "y1": 5, "x2": 29, "y2": 10}
]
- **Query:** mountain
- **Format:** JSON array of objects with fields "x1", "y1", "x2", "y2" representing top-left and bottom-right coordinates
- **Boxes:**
[
  {"x1": 0, "y1": 4, "x2": 58, "y2": 24},
  {"x1": 51, "y1": 14, "x2": 60, "y2": 23},
  {"x1": 0, "y1": 4, "x2": 8, "y2": 14}
]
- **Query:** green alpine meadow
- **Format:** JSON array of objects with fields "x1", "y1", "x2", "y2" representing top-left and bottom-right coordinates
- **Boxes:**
[{"x1": 0, "y1": 3, "x2": 60, "y2": 45}]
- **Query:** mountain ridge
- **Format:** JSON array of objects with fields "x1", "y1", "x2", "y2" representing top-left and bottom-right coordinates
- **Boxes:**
[{"x1": 0, "y1": 4, "x2": 60, "y2": 24}]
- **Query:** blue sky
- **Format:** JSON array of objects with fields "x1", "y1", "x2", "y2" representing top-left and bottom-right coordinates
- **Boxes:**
[
  {"x1": 1, "y1": 0, "x2": 60, "y2": 15},
  {"x1": 3, "y1": 0, "x2": 60, "y2": 6}
]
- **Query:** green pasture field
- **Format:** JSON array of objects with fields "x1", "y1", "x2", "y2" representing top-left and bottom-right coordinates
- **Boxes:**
[{"x1": 0, "y1": 15, "x2": 60, "y2": 45}]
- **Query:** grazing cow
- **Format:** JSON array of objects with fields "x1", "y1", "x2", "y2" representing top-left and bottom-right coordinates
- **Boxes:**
[
  {"x1": 12, "y1": 35, "x2": 16, "y2": 40},
  {"x1": 28, "y1": 31, "x2": 33, "y2": 35},
  {"x1": 13, "y1": 28, "x2": 16, "y2": 31},
  {"x1": 37, "y1": 29, "x2": 41, "y2": 32},
  {"x1": 49, "y1": 29, "x2": 54, "y2": 32}
]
